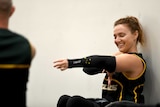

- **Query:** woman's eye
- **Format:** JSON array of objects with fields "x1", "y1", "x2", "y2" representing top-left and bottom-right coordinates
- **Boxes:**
[
  {"x1": 114, "y1": 33, "x2": 125, "y2": 39},
  {"x1": 119, "y1": 33, "x2": 125, "y2": 37}
]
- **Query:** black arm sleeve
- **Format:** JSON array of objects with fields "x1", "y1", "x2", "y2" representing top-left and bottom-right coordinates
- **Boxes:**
[
  {"x1": 83, "y1": 67, "x2": 103, "y2": 75},
  {"x1": 68, "y1": 55, "x2": 116, "y2": 73}
]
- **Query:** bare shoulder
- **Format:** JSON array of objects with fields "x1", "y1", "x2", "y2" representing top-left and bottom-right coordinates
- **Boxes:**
[
  {"x1": 115, "y1": 53, "x2": 143, "y2": 74},
  {"x1": 113, "y1": 51, "x2": 123, "y2": 56},
  {"x1": 116, "y1": 53, "x2": 141, "y2": 61}
]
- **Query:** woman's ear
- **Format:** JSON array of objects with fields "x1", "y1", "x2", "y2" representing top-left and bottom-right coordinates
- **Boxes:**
[{"x1": 134, "y1": 30, "x2": 139, "y2": 40}]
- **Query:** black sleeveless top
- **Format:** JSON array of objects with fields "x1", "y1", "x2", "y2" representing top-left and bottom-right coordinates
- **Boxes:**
[{"x1": 102, "y1": 53, "x2": 146, "y2": 103}]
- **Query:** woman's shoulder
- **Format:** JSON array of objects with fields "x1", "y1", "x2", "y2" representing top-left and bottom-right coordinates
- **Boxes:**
[
  {"x1": 113, "y1": 52, "x2": 144, "y2": 62},
  {"x1": 114, "y1": 52, "x2": 143, "y2": 57},
  {"x1": 113, "y1": 51, "x2": 124, "y2": 56}
]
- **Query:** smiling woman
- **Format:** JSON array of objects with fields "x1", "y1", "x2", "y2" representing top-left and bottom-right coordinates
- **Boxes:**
[
  {"x1": 53, "y1": 16, "x2": 146, "y2": 107},
  {"x1": 114, "y1": 16, "x2": 144, "y2": 53}
]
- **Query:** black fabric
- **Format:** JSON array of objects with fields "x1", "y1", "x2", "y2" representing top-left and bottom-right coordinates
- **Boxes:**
[
  {"x1": 83, "y1": 67, "x2": 103, "y2": 75},
  {"x1": 57, "y1": 95, "x2": 71, "y2": 107},
  {"x1": 0, "y1": 29, "x2": 31, "y2": 107},
  {"x1": 0, "y1": 69, "x2": 29, "y2": 107},
  {"x1": 68, "y1": 55, "x2": 116, "y2": 73},
  {"x1": 0, "y1": 29, "x2": 31, "y2": 64},
  {"x1": 88, "y1": 98, "x2": 110, "y2": 107},
  {"x1": 102, "y1": 53, "x2": 146, "y2": 103},
  {"x1": 57, "y1": 95, "x2": 160, "y2": 107},
  {"x1": 105, "y1": 101, "x2": 160, "y2": 107},
  {"x1": 57, "y1": 95, "x2": 101, "y2": 107}
]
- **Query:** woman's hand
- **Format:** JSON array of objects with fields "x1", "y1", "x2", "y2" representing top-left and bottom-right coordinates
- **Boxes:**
[
  {"x1": 107, "y1": 72, "x2": 112, "y2": 87},
  {"x1": 102, "y1": 69, "x2": 113, "y2": 86},
  {"x1": 53, "y1": 59, "x2": 68, "y2": 71}
]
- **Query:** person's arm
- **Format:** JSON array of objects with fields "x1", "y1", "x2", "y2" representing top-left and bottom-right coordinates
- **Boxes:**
[
  {"x1": 53, "y1": 55, "x2": 116, "y2": 73},
  {"x1": 82, "y1": 52, "x2": 123, "y2": 75},
  {"x1": 30, "y1": 43, "x2": 36, "y2": 59}
]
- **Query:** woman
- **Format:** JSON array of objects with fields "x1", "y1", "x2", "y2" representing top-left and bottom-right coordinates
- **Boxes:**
[{"x1": 53, "y1": 16, "x2": 146, "y2": 107}]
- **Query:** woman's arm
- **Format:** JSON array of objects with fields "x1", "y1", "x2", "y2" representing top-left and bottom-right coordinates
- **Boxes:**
[
  {"x1": 115, "y1": 53, "x2": 144, "y2": 73},
  {"x1": 53, "y1": 55, "x2": 116, "y2": 73},
  {"x1": 82, "y1": 52, "x2": 123, "y2": 75}
]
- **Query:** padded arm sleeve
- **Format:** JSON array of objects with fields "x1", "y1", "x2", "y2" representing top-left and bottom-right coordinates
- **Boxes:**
[
  {"x1": 83, "y1": 67, "x2": 103, "y2": 75},
  {"x1": 68, "y1": 55, "x2": 116, "y2": 73}
]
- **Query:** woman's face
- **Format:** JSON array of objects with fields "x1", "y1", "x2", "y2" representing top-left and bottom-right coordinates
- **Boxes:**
[{"x1": 113, "y1": 24, "x2": 138, "y2": 53}]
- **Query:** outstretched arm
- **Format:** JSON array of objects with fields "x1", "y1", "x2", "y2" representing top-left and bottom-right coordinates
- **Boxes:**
[{"x1": 53, "y1": 55, "x2": 116, "y2": 73}]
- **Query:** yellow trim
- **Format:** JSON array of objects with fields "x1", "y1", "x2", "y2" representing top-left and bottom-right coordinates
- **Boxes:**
[
  {"x1": 122, "y1": 54, "x2": 146, "y2": 80},
  {"x1": 104, "y1": 78, "x2": 123, "y2": 101},
  {"x1": 0, "y1": 64, "x2": 30, "y2": 69},
  {"x1": 133, "y1": 84, "x2": 144, "y2": 103}
]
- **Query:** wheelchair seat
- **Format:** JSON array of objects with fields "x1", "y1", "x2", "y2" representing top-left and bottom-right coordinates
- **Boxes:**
[
  {"x1": 105, "y1": 101, "x2": 160, "y2": 107},
  {"x1": 105, "y1": 101, "x2": 139, "y2": 107}
]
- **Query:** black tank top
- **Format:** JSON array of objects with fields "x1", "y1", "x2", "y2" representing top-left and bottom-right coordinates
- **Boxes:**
[{"x1": 102, "y1": 53, "x2": 146, "y2": 103}]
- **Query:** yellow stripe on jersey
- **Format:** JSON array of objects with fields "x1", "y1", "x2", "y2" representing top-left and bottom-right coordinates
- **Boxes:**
[
  {"x1": 133, "y1": 84, "x2": 144, "y2": 103},
  {"x1": 0, "y1": 64, "x2": 30, "y2": 69},
  {"x1": 122, "y1": 54, "x2": 146, "y2": 80}
]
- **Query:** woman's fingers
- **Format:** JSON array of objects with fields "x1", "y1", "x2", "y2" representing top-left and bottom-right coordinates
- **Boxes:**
[{"x1": 53, "y1": 59, "x2": 68, "y2": 71}]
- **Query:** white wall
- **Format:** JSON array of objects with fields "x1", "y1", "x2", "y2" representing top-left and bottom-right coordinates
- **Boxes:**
[{"x1": 10, "y1": 0, "x2": 160, "y2": 107}]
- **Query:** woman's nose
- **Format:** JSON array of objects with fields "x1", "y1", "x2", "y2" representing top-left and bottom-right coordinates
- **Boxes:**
[{"x1": 115, "y1": 37, "x2": 121, "y2": 43}]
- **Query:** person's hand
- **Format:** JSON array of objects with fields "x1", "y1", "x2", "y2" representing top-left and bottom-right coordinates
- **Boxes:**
[
  {"x1": 107, "y1": 72, "x2": 112, "y2": 87},
  {"x1": 102, "y1": 69, "x2": 112, "y2": 86},
  {"x1": 53, "y1": 59, "x2": 68, "y2": 71}
]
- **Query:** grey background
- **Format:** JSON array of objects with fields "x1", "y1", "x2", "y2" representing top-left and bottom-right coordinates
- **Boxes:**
[{"x1": 10, "y1": 0, "x2": 160, "y2": 106}]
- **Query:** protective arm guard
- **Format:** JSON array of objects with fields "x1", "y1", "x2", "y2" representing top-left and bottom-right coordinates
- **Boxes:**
[
  {"x1": 68, "y1": 55, "x2": 116, "y2": 73},
  {"x1": 83, "y1": 67, "x2": 103, "y2": 75}
]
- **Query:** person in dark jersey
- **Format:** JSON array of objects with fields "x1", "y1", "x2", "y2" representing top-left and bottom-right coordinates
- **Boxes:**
[
  {"x1": 0, "y1": 0, "x2": 36, "y2": 107},
  {"x1": 53, "y1": 16, "x2": 146, "y2": 107}
]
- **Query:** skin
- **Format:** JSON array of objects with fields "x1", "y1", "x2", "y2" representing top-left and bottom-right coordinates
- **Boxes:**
[
  {"x1": 113, "y1": 24, "x2": 143, "y2": 78},
  {"x1": 53, "y1": 24, "x2": 144, "y2": 79}
]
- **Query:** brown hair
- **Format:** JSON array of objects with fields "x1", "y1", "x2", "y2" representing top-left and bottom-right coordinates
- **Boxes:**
[{"x1": 114, "y1": 16, "x2": 144, "y2": 46}]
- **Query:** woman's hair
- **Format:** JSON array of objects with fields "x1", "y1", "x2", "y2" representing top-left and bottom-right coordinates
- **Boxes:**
[{"x1": 114, "y1": 16, "x2": 144, "y2": 46}]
